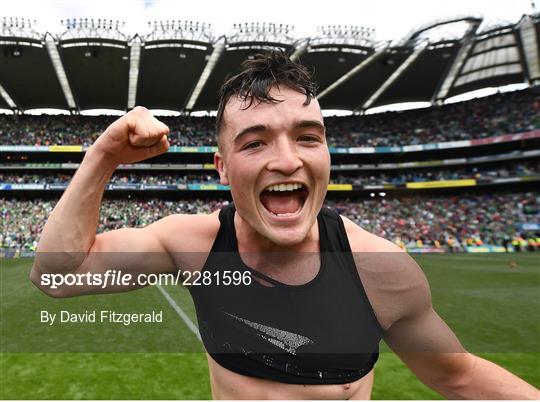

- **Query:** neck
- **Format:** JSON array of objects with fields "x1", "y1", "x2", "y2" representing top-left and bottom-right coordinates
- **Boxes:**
[{"x1": 234, "y1": 212, "x2": 319, "y2": 254}]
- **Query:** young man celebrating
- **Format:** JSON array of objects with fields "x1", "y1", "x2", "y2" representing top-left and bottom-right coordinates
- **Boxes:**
[{"x1": 31, "y1": 51, "x2": 538, "y2": 399}]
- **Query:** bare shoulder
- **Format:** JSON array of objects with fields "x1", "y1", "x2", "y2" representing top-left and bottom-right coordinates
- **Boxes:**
[
  {"x1": 339, "y1": 214, "x2": 432, "y2": 330},
  {"x1": 148, "y1": 210, "x2": 221, "y2": 254},
  {"x1": 145, "y1": 210, "x2": 218, "y2": 250},
  {"x1": 96, "y1": 210, "x2": 221, "y2": 270},
  {"x1": 340, "y1": 214, "x2": 403, "y2": 253},
  {"x1": 140, "y1": 210, "x2": 221, "y2": 273}
]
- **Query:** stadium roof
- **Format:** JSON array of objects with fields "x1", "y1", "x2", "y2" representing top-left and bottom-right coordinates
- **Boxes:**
[
  {"x1": 0, "y1": 32, "x2": 68, "y2": 109},
  {"x1": 0, "y1": 14, "x2": 538, "y2": 113}
]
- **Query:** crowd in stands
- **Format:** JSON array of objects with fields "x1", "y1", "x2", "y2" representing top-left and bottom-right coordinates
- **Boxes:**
[
  {"x1": 1, "y1": 88, "x2": 538, "y2": 147},
  {"x1": 326, "y1": 193, "x2": 539, "y2": 251},
  {"x1": 0, "y1": 115, "x2": 215, "y2": 147},
  {"x1": 0, "y1": 172, "x2": 219, "y2": 186},
  {"x1": 0, "y1": 198, "x2": 228, "y2": 252},
  {"x1": 2, "y1": 87, "x2": 539, "y2": 254},
  {"x1": 2, "y1": 193, "x2": 538, "y2": 252},
  {"x1": 2, "y1": 162, "x2": 538, "y2": 186},
  {"x1": 333, "y1": 162, "x2": 540, "y2": 186},
  {"x1": 325, "y1": 88, "x2": 540, "y2": 147}
]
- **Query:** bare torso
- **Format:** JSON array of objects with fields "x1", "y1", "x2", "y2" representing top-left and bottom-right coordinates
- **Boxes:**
[
  {"x1": 207, "y1": 354, "x2": 374, "y2": 400},
  {"x1": 167, "y1": 212, "x2": 380, "y2": 400}
]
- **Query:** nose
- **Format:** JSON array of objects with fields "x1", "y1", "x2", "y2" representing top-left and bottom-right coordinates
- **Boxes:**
[{"x1": 266, "y1": 138, "x2": 303, "y2": 175}]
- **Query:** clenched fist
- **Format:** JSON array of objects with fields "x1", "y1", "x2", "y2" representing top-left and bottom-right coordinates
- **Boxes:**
[{"x1": 91, "y1": 106, "x2": 170, "y2": 166}]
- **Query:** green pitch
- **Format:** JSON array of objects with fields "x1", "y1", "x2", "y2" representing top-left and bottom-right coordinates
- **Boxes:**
[{"x1": 1, "y1": 254, "x2": 539, "y2": 399}]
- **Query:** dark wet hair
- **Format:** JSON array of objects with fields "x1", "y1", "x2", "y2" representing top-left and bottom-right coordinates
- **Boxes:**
[{"x1": 215, "y1": 50, "x2": 317, "y2": 147}]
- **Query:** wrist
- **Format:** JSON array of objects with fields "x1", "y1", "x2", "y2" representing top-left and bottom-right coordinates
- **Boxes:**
[{"x1": 84, "y1": 145, "x2": 119, "y2": 174}]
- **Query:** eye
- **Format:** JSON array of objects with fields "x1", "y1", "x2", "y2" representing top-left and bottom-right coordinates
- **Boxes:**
[
  {"x1": 242, "y1": 141, "x2": 264, "y2": 150},
  {"x1": 298, "y1": 135, "x2": 321, "y2": 143}
]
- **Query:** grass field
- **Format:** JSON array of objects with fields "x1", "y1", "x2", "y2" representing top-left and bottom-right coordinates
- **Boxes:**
[{"x1": 1, "y1": 254, "x2": 539, "y2": 399}]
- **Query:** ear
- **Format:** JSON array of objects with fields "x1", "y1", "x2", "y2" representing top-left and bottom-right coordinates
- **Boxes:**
[{"x1": 214, "y1": 151, "x2": 229, "y2": 185}]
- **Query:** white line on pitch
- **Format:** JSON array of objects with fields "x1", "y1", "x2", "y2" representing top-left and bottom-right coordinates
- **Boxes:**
[{"x1": 157, "y1": 285, "x2": 201, "y2": 342}]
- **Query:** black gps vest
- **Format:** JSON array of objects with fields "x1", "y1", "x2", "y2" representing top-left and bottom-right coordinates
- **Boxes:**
[{"x1": 188, "y1": 204, "x2": 383, "y2": 384}]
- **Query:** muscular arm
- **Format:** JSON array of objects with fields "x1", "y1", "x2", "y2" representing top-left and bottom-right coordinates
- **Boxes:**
[
  {"x1": 383, "y1": 266, "x2": 539, "y2": 399},
  {"x1": 342, "y1": 216, "x2": 539, "y2": 399},
  {"x1": 31, "y1": 107, "x2": 218, "y2": 297}
]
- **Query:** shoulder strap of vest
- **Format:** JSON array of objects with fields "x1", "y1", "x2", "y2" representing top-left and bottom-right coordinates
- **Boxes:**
[
  {"x1": 210, "y1": 203, "x2": 237, "y2": 252},
  {"x1": 318, "y1": 206, "x2": 353, "y2": 253}
]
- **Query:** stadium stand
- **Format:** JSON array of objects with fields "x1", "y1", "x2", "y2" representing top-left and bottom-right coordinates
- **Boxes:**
[
  {"x1": 1, "y1": 14, "x2": 539, "y2": 257},
  {"x1": 327, "y1": 193, "x2": 539, "y2": 252},
  {"x1": 325, "y1": 88, "x2": 540, "y2": 147},
  {"x1": 1, "y1": 85, "x2": 539, "y2": 254},
  {"x1": 1, "y1": 161, "x2": 538, "y2": 186},
  {"x1": 0, "y1": 88, "x2": 538, "y2": 147},
  {"x1": 2, "y1": 193, "x2": 538, "y2": 253}
]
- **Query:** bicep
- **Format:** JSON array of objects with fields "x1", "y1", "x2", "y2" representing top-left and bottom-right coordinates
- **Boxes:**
[
  {"x1": 86, "y1": 225, "x2": 176, "y2": 272},
  {"x1": 84, "y1": 211, "x2": 219, "y2": 274},
  {"x1": 384, "y1": 306, "x2": 465, "y2": 354},
  {"x1": 55, "y1": 226, "x2": 176, "y2": 296},
  {"x1": 32, "y1": 212, "x2": 218, "y2": 297},
  {"x1": 383, "y1": 292, "x2": 469, "y2": 388},
  {"x1": 33, "y1": 216, "x2": 184, "y2": 297}
]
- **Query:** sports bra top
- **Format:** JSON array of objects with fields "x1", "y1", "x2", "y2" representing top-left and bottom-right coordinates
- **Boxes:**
[{"x1": 188, "y1": 203, "x2": 383, "y2": 384}]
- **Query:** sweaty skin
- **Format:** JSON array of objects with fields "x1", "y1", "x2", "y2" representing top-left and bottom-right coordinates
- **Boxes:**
[{"x1": 31, "y1": 91, "x2": 539, "y2": 399}]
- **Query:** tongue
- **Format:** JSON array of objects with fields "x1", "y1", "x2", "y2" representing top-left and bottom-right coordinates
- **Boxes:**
[{"x1": 260, "y1": 191, "x2": 303, "y2": 215}]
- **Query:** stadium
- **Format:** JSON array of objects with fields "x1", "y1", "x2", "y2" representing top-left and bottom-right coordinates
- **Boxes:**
[{"x1": 0, "y1": 5, "x2": 539, "y2": 400}]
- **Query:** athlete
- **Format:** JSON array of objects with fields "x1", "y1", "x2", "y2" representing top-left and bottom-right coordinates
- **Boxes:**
[{"x1": 31, "y1": 51, "x2": 539, "y2": 399}]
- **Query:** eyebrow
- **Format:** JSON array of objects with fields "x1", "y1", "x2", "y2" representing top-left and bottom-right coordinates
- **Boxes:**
[
  {"x1": 233, "y1": 124, "x2": 268, "y2": 144},
  {"x1": 232, "y1": 120, "x2": 326, "y2": 144},
  {"x1": 294, "y1": 120, "x2": 326, "y2": 133}
]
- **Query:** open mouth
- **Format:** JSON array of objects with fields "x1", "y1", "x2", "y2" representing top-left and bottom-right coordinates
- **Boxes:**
[{"x1": 259, "y1": 183, "x2": 309, "y2": 217}]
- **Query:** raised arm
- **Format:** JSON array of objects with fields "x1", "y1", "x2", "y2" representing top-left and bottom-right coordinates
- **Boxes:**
[
  {"x1": 30, "y1": 107, "x2": 217, "y2": 297},
  {"x1": 341, "y1": 216, "x2": 539, "y2": 399}
]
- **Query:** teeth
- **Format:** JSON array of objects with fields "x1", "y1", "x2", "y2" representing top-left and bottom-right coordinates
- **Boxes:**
[
  {"x1": 265, "y1": 183, "x2": 303, "y2": 192},
  {"x1": 273, "y1": 211, "x2": 298, "y2": 217},
  {"x1": 268, "y1": 205, "x2": 303, "y2": 217}
]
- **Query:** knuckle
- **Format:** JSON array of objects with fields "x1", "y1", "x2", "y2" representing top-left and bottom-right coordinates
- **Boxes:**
[{"x1": 133, "y1": 105, "x2": 148, "y2": 113}]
